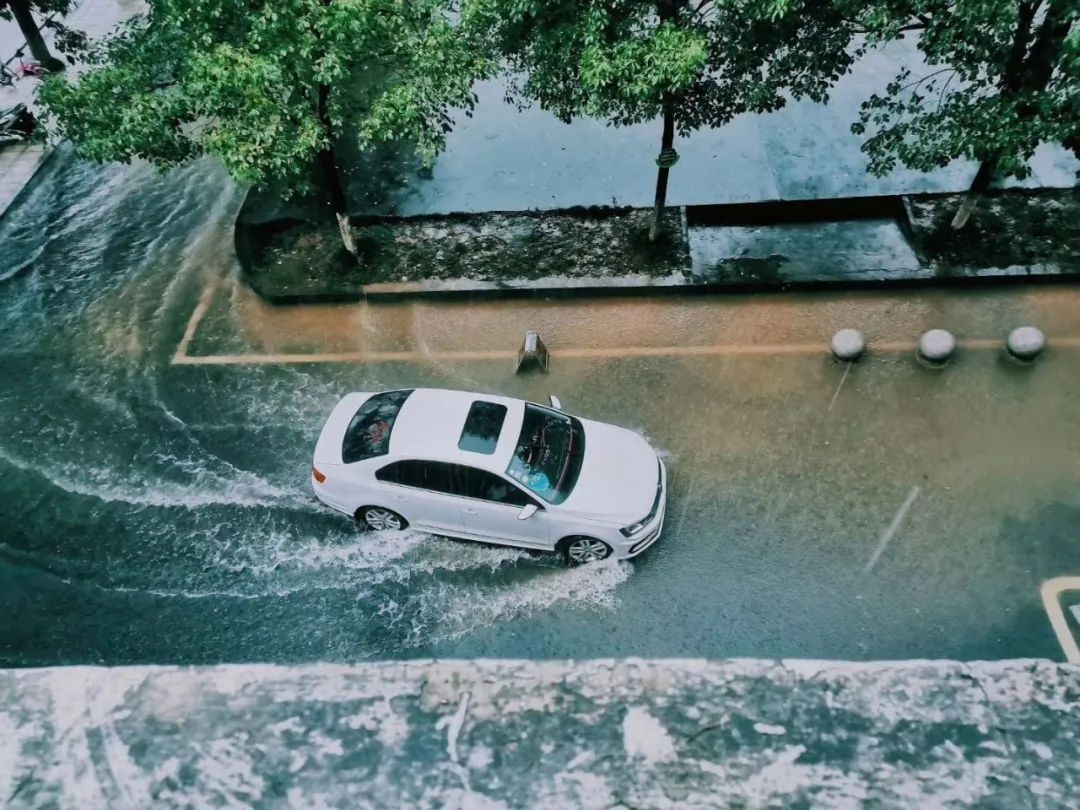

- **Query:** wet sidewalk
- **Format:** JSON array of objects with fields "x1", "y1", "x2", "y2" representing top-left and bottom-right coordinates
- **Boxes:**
[
  {"x1": 0, "y1": 141, "x2": 47, "y2": 218},
  {"x1": 0, "y1": 0, "x2": 137, "y2": 219}
]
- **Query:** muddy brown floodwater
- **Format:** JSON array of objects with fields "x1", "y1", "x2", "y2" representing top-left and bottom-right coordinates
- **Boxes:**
[{"x1": 2, "y1": 150, "x2": 1079, "y2": 666}]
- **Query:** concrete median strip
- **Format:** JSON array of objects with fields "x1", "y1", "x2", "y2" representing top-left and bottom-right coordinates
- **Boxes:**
[{"x1": 2, "y1": 659, "x2": 1078, "y2": 807}]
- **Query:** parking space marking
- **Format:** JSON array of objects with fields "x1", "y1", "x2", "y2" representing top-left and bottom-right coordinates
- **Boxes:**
[
  {"x1": 172, "y1": 277, "x2": 218, "y2": 364},
  {"x1": 1040, "y1": 577, "x2": 1080, "y2": 663},
  {"x1": 828, "y1": 361, "x2": 852, "y2": 411},
  {"x1": 863, "y1": 486, "x2": 920, "y2": 574},
  {"x1": 171, "y1": 279, "x2": 1080, "y2": 366}
]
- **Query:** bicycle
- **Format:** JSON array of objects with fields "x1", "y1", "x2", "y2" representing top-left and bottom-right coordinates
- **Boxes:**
[{"x1": 16, "y1": 60, "x2": 47, "y2": 79}]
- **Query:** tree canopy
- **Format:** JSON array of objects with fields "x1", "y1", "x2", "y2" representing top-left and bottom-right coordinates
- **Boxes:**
[
  {"x1": 470, "y1": 0, "x2": 864, "y2": 237},
  {"x1": 854, "y1": 0, "x2": 1080, "y2": 222},
  {"x1": 41, "y1": 0, "x2": 492, "y2": 186},
  {"x1": 483, "y1": 0, "x2": 858, "y2": 131}
]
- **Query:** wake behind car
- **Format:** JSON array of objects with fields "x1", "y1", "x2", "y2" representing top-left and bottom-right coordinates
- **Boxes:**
[{"x1": 312, "y1": 388, "x2": 666, "y2": 563}]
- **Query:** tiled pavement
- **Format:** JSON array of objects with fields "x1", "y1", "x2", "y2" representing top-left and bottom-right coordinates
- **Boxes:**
[
  {"x1": 1, "y1": 0, "x2": 138, "y2": 220},
  {"x1": 0, "y1": 140, "x2": 49, "y2": 219}
]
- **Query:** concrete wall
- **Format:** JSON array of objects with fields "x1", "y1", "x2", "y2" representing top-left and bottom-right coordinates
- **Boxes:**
[{"x1": 3, "y1": 659, "x2": 1079, "y2": 808}]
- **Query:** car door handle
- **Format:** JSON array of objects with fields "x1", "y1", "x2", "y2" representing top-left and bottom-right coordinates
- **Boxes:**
[{"x1": 462, "y1": 507, "x2": 479, "y2": 515}]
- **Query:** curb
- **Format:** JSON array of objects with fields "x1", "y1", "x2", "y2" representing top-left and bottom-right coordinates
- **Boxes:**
[{"x1": 248, "y1": 266, "x2": 1080, "y2": 305}]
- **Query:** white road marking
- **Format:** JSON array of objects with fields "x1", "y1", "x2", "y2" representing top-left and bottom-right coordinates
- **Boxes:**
[
  {"x1": 670, "y1": 459, "x2": 699, "y2": 540},
  {"x1": 863, "y1": 486, "x2": 921, "y2": 574},
  {"x1": 1040, "y1": 577, "x2": 1080, "y2": 663},
  {"x1": 828, "y1": 361, "x2": 852, "y2": 411}
]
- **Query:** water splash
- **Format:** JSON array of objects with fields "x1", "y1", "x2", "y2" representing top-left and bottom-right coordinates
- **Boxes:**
[
  {"x1": 382, "y1": 557, "x2": 632, "y2": 649},
  {"x1": 0, "y1": 444, "x2": 314, "y2": 511}
]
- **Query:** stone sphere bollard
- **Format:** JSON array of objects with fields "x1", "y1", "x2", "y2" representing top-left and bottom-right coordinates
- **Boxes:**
[
  {"x1": 918, "y1": 329, "x2": 956, "y2": 364},
  {"x1": 831, "y1": 329, "x2": 866, "y2": 361},
  {"x1": 1006, "y1": 326, "x2": 1046, "y2": 361}
]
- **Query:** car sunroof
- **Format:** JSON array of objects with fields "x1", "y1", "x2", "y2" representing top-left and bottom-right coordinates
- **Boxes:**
[{"x1": 458, "y1": 400, "x2": 508, "y2": 454}]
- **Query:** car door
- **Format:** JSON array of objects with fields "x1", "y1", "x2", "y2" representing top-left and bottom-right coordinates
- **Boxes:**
[
  {"x1": 375, "y1": 460, "x2": 465, "y2": 535},
  {"x1": 452, "y1": 465, "x2": 551, "y2": 550}
]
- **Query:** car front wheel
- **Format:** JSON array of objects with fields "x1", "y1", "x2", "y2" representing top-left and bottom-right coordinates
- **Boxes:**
[
  {"x1": 561, "y1": 536, "x2": 612, "y2": 565},
  {"x1": 356, "y1": 506, "x2": 409, "y2": 532}
]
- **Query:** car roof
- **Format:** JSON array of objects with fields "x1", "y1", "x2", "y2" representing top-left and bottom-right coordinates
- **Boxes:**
[{"x1": 387, "y1": 388, "x2": 526, "y2": 469}]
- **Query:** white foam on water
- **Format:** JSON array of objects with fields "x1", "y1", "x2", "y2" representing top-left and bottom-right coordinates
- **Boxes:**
[
  {"x1": 386, "y1": 557, "x2": 633, "y2": 648},
  {"x1": 88, "y1": 523, "x2": 535, "y2": 603},
  {"x1": 238, "y1": 529, "x2": 431, "y2": 580},
  {"x1": 0, "y1": 444, "x2": 313, "y2": 511},
  {"x1": 99, "y1": 582, "x2": 335, "y2": 602},
  {"x1": 207, "y1": 530, "x2": 534, "y2": 598}
]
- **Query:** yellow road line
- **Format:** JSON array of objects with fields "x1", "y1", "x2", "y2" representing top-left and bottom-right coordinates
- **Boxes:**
[
  {"x1": 171, "y1": 277, "x2": 1080, "y2": 366},
  {"x1": 172, "y1": 276, "x2": 218, "y2": 363},
  {"x1": 1040, "y1": 577, "x2": 1080, "y2": 663},
  {"x1": 174, "y1": 349, "x2": 517, "y2": 365},
  {"x1": 173, "y1": 337, "x2": 1080, "y2": 366}
]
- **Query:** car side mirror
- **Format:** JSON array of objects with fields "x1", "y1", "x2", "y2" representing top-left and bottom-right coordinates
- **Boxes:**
[
  {"x1": 518, "y1": 503, "x2": 539, "y2": 521},
  {"x1": 548, "y1": 395, "x2": 562, "y2": 410}
]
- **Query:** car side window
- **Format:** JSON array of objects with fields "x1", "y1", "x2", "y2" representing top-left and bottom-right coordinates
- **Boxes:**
[
  {"x1": 455, "y1": 465, "x2": 534, "y2": 507},
  {"x1": 377, "y1": 460, "x2": 457, "y2": 496},
  {"x1": 376, "y1": 461, "x2": 404, "y2": 484}
]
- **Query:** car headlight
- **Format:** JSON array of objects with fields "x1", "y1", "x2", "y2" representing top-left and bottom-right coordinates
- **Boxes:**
[{"x1": 620, "y1": 520, "x2": 648, "y2": 538}]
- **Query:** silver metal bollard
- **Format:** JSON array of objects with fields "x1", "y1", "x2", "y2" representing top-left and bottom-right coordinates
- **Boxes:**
[
  {"x1": 831, "y1": 329, "x2": 866, "y2": 361},
  {"x1": 1005, "y1": 326, "x2": 1046, "y2": 361},
  {"x1": 918, "y1": 329, "x2": 956, "y2": 365},
  {"x1": 515, "y1": 330, "x2": 550, "y2": 373}
]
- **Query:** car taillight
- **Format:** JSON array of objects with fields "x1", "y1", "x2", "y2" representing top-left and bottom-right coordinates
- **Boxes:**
[{"x1": 312, "y1": 466, "x2": 326, "y2": 483}]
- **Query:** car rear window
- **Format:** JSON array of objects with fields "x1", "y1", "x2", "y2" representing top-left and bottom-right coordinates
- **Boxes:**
[
  {"x1": 341, "y1": 390, "x2": 413, "y2": 463},
  {"x1": 458, "y1": 401, "x2": 507, "y2": 455}
]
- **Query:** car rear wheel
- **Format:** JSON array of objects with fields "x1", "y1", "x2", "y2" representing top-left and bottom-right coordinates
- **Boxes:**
[
  {"x1": 356, "y1": 506, "x2": 408, "y2": 532},
  {"x1": 560, "y1": 536, "x2": 612, "y2": 565}
]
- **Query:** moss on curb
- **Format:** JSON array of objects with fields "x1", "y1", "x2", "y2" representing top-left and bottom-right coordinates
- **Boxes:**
[
  {"x1": 238, "y1": 208, "x2": 691, "y2": 300},
  {"x1": 907, "y1": 188, "x2": 1080, "y2": 271}
]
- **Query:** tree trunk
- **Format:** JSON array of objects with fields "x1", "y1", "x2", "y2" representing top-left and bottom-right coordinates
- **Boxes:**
[
  {"x1": 316, "y1": 84, "x2": 357, "y2": 260},
  {"x1": 951, "y1": 158, "x2": 996, "y2": 229},
  {"x1": 8, "y1": 0, "x2": 64, "y2": 72},
  {"x1": 1021, "y1": 1, "x2": 1071, "y2": 93},
  {"x1": 950, "y1": 1, "x2": 1066, "y2": 231},
  {"x1": 1000, "y1": 2, "x2": 1035, "y2": 95},
  {"x1": 650, "y1": 100, "x2": 676, "y2": 243}
]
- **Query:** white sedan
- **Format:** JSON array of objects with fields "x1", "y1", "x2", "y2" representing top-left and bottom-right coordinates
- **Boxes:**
[{"x1": 311, "y1": 388, "x2": 666, "y2": 563}]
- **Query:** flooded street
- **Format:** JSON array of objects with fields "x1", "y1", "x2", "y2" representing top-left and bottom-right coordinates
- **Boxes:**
[{"x1": 2, "y1": 151, "x2": 1080, "y2": 666}]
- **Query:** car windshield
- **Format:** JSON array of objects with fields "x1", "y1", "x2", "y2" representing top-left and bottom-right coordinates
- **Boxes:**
[
  {"x1": 341, "y1": 389, "x2": 413, "y2": 463},
  {"x1": 506, "y1": 404, "x2": 585, "y2": 504}
]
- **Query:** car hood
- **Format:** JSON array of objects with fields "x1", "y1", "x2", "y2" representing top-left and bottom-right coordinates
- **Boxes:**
[{"x1": 560, "y1": 419, "x2": 659, "y2": 523}]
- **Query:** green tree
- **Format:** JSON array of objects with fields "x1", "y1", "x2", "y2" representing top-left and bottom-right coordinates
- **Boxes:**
[
  {"x1": 474, "y1": 0, "x2": 861, "y2": 241},
  {"x1": 854, "y1": 0, "x2": 1080, "y2": 228},
  {"x1": 1, "y1": 0, "x2": 80, "y2": 71},
  {"x1": 39, "y1": 0, "x2": 492, "y2": 259}
]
